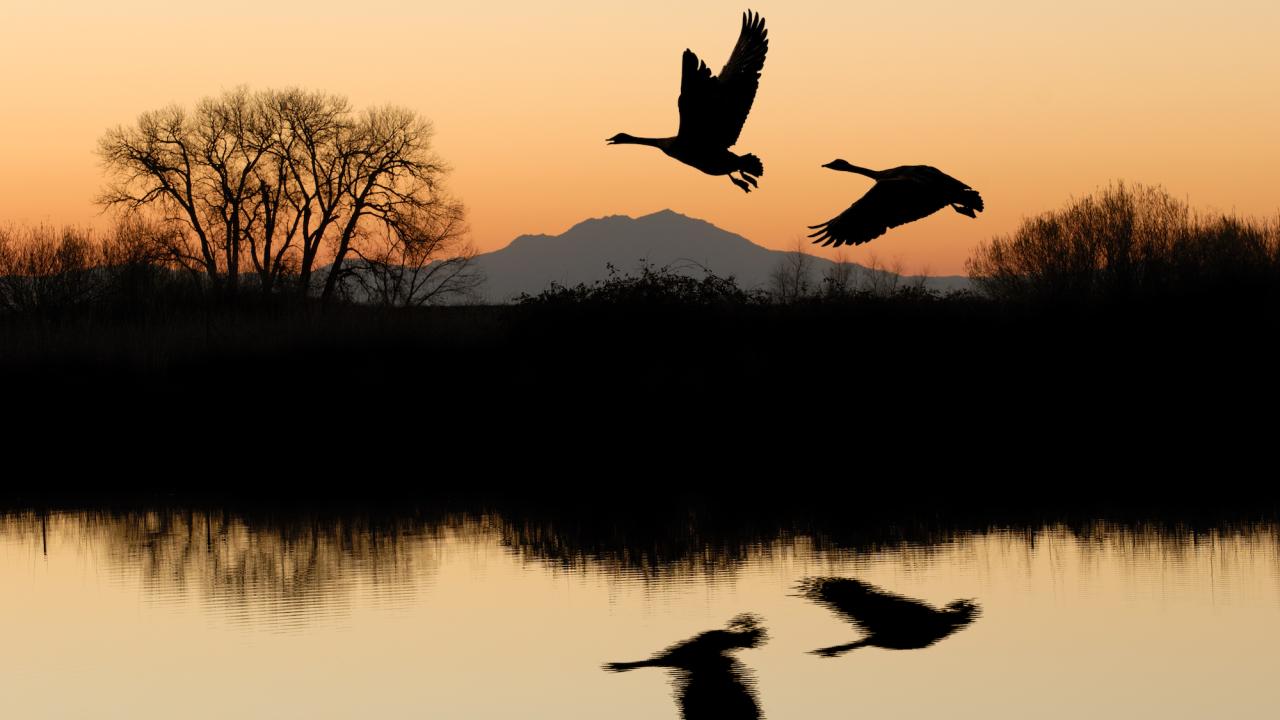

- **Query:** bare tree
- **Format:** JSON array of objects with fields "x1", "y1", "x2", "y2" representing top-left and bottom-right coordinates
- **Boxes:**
[
  {"x1": 859, "y1": 253, "x2": 904, "y2": 296},
  {"x1": 348, "y1": 201, "x2": 485, "y2": 306},
  {"x1": 0, "y1": 225, "x2": 98, "y2": 312},
  {"x1": 821, "y1": 251, "x2": 856, "y2": 297},
  {"x1": 769, "y1": 238, "x2": 815, "y2": 302},
  {"x1": 98, "y1": 88, "x2": 274, "y2": 292},
  {"x1": 98, "y1": 87, "x2": 463, "y2": 302}
]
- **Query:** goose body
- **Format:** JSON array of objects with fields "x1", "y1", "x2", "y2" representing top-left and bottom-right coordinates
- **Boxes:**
[
  {"x1": 608, "y1": 11, "x2": 769, "y2": 193},
  {"x1": 809, "y1": 161, "x2": 984, "y2": 247}
]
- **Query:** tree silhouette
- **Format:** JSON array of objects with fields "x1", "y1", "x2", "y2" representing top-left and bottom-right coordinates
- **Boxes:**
[
  {"x1": 345, "y1": 202, "x2": 484, "y2": 307},
  {"x1": 967, "y1": 181, "x2": 1280, "y2": 302},
  {"x1": 98, "y1": 87, "x2": 470, "y2": 302},
  {"x1": 768, "y1": 238, "x2": 815, "y2": 301}
]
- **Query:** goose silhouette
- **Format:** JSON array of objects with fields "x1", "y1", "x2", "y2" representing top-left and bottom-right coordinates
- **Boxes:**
[
  {"x1": 797, "y1": 576, "x2": 979, "y2": 656},
  {"x1": 809, "y1": 162, "x2": 984, "y2": 247},
  {"x1": 607, "y1": 11, "x2": 769, "y2": 193},
  {"x1": 603, "y1": 613, "x2": 767, "y2": 720}
]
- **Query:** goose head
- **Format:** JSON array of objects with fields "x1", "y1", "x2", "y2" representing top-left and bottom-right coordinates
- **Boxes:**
[{"x1": 943, "y1": 598, "x2": 981, "y2": 623}]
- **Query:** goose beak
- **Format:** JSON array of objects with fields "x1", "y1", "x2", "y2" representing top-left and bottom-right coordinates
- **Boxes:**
[{"x1": 821, "y1": 161, "x2": 838, "y2": 169}]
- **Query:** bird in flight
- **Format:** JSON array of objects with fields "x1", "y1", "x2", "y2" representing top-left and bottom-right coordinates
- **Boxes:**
[
  {"x1": 808, "y1": 162, "x2": 984, "y2": 247},
  {"x1": 607, "y1": 11, "x2": 769, "y2": 193},
  {"x1": 603, "y1": 613, "x2": 767, "y2": 720},
  {"x1": 796, "y1": 576, "x2": 980, "y2": 657}
]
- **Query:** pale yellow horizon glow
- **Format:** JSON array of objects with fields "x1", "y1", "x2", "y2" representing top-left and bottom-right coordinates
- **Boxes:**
[{"x1": 2, "y1": 1, "x2": 1278, "y2": 275}]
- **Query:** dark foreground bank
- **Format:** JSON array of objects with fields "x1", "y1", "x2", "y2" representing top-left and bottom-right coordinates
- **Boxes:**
[{"x1": 3, "y1": 288, "x2": 1276, "y2": 476}]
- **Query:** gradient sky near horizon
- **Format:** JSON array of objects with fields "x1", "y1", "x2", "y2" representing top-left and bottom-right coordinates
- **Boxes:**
[{"x1": 2, "y1": 1, "x2": 1278, "y2": 274}]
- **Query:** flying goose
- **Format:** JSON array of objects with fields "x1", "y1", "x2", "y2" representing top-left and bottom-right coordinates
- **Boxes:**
[
  {"x1": 797, "y1": 576, "x2": 979, "y2": 656},
  {"x1": 809, "y1": 162, "x2": 984, "y2": 246},
  {"x1": 604, "y1": 613, "x2": 767, "y2": 720},
  {"x1": 607, "y1": 11, "x2": 769, "y2": 193}
]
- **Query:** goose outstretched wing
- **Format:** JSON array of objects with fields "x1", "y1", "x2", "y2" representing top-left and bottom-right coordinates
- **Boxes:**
[
  {"x1": 677, "y1": 11, "x2": 769, "y2": 149},
  {"x1": 808, "y1": 178, "x2": 944, "y2": 248},
  {"x1": 798, "y1": 577, "x2": 942, "y2": 635}
]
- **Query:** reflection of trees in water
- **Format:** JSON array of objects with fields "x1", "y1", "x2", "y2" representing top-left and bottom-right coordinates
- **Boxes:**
[
  {"x1": 2, "y1": 500, "x2": 1278, "y2": 620},
  {"x1": 104, "y1": 510, "x2": 425, "y2": 619},
  {"x1": 0, "y1": 509, "x2": 496, "y2": 626},
  {"x1": 482, "y1": 502, "x2": 1280, "y2": 582},
  {"x1": 996, "y1": 522, "x2": 1280, "y2": 592}
]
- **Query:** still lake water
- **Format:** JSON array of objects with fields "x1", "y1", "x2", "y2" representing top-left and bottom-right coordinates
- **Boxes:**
[{"x1": 2, "y1": 506, "x2": 1277, "y2": 719}]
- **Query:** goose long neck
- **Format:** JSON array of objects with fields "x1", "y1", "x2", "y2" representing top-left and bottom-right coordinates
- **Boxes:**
[
  {"x1": 614, "y1": 134, "x2": 669, "y2": 148},
  {"x1": 840, "y1": 164, "x2": 882, "y2": 179}
]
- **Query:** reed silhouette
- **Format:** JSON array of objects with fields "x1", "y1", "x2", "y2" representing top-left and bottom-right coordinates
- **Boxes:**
[
  {"x1": 797, "y1": 576, "x2": 979, "y2": 656},
  {"x1": 809, "y1": 162, "x2": 984, "y2": 247},
  {"x1": 607, "y1": 11, "x2": 768, "y2": 193},
  {"x1": 604, "y1": 613, "x2": 767, "y2": 720}
]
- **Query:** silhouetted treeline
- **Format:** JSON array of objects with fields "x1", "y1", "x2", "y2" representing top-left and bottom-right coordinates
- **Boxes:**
[
  {"x1": 969, "y1": 182, "x2": 1280, "y2": 304},
  {"x1": 5, "y1": 183, "x2": 1280, "y2": 464},
  {"x1": 3, "y1": 494, "x2": 1277, "y2": 592},
  {"x1": 6, "y1": 269, "x2": 1276, "y2": 465},
  {"x1": 0, "y1": 219, "x2": 196, "y2": 317},
  {"x1": 94, "y1": 87, "x2": 483, "y2": 302}
]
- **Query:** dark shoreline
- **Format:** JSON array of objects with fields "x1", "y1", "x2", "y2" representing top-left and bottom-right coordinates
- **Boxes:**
[
  {"x1": 5, "y1": 295, "x2": 1276, "y2": 478},
  {"x1": 4, "y1": 492, "x2": 1276, "y2": 582},
  {"x1": 8, "y1": 296, "x2": 1276, "y2": 396}
]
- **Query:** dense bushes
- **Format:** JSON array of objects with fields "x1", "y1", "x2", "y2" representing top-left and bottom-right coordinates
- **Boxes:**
[
  {"x1": 515, "y1": 262, "x2": 768, "y2": 307},
  {"x1": 967, "y1": 182, "x2": 1280, "y2": 303},
  {"x1": 0, "y1": 220, "x2": 205, "y2": 317}
]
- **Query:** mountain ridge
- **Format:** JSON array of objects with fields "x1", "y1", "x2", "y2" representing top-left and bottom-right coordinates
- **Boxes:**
[{"x1": 473, "y1": 210, "x2": 970, "y2": 302}]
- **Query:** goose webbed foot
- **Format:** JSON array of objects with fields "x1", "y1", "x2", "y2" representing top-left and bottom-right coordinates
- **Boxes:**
[
  {"x1": 731, "y1": 176, "x2": 752, "y2": 193},
  {"x1": 740, "y1": 172, "x2": 759, "y2": 189}
]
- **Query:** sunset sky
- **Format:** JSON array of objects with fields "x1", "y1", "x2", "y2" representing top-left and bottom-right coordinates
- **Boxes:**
[{"x1": 2, "y1": 0, "x2": 1278, "y2": 275}]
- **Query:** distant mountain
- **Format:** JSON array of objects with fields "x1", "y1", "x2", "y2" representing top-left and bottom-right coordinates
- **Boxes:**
[{"x1": 472, "y1": 210, "x2": 969, "y2": 302}]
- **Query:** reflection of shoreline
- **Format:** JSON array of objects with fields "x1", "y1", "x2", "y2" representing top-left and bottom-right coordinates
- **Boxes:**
[
  {"x1": 2, "y1": 505, "x2": 1277, "y2": 626},
  {"x1": 0, "y1": 510, "x2": 486, "y2": 627}
]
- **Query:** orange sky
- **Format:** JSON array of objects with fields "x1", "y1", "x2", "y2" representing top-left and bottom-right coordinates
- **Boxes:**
[{"x1": 2, "y1": 1, "x2": 1278, "y2": 275}]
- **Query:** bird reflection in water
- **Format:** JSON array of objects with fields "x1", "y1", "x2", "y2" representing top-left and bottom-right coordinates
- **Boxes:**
[
  {"x1": 604, "y1": 613, "x2": 767, "y2": 720},
  {"x1": 797, "y1": 576, "x2": 980, "y2": 656}
]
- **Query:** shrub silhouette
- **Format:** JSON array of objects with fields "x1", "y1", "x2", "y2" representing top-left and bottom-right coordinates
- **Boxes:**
[
  {"x1": 0, "y1": 220, "x2": 204, "y2": 317},
  {"x1": 967, "y1": 181, "x2": 1280, "y2": 303},
  {"x1": 0, "y1": 226, "x2": 99, "y2": 313},
  {"x1": 515, "y1": 262, "x2": 766, "y2": 307}
]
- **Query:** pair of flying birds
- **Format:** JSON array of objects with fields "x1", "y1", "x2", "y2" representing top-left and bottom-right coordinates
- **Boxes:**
[{"x1": 607, "y1": 10, "x2": 984, "y2": 248}]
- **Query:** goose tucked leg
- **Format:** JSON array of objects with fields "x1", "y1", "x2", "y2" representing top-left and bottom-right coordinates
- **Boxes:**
[
  {"x1": 739, "y1": 172, "x2": 758, "y2": 188},
  {"x1": 730, "y1": 176, "x2": 752, "y2": 193},
  {"x1": 810, "y1": 639, "x2": 872, "y2": 658}
]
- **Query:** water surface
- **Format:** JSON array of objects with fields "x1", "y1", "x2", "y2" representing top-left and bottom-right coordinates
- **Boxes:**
[{"x1": 2, "y1": 506, "x2": 1276, "y2": 719}]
